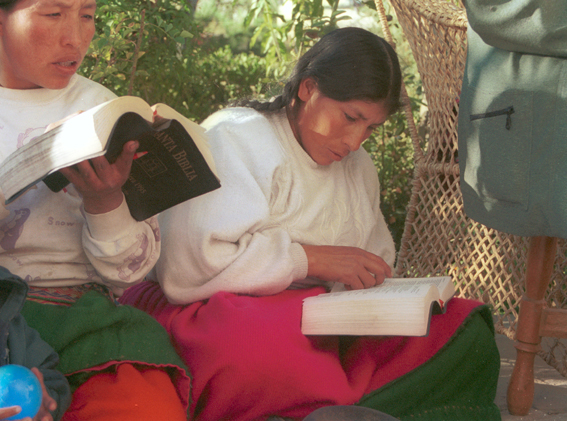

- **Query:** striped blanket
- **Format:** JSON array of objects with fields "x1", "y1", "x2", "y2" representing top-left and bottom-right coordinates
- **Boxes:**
[
  {"x1": 121, "y1": 282, "x2": 501, "y2": 421},
  {"x1": 22, "y1": 287, "x2": 191, "y2": 412}
]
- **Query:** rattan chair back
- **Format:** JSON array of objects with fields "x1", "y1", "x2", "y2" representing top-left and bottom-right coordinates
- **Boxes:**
[{"x1": 375, "y1": 0, "x2": 567, "y2": 375}]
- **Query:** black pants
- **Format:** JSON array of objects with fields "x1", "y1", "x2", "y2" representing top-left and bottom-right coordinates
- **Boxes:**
[{"x1": 304, "y1": 406, "x2": 399, "y2": 421}]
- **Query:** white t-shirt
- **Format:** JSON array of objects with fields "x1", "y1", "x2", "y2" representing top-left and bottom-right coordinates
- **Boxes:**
[{"x1": 0, "y1": 75, "x2": 160, "y2": 295}]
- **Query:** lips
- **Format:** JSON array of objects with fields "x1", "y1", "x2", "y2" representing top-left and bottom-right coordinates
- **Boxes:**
[
  {"x1": 335, "y1": 148, "x2": 349, "y2": 158},
  {"x1": 53, "y1": 52, "x2": 82, "y2": 69},
  {"x1": 52, "y1": 58, "x2": 81, "y2": 75},
  {"x1": 329, "y1": 149, "x2": 347, "y2": 161},
  {"x1": 55, "y1": 61, "x2": 77, "y2": 67}
]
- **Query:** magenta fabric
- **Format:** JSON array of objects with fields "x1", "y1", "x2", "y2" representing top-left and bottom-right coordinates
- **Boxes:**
[{"x1": 120, "y1": 282, "x2": 482, "y2": 421}]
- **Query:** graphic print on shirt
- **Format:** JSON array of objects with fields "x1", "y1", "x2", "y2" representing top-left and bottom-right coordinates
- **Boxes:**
[
  {"x1": 47, "y1": 216, "x2": 76, "y2": 227},
  {"x1": 149, "y1": 217, "x2": 161, "y2": 242},
  {"x1": 118, "y1": 233, "x2": 150, "y2": 281},
  {"x1": 0, "y1": 208, "x2": 30, "y2": 250},
  {"x1": 24, "y1": 274, "x2": 41, "y2": 283},
  {"x1": 85, "y1": 264, "x2": 101, "y2": 283},
  {"x1": 16, "y1": 126, "x2": 46, "y2": 149}
]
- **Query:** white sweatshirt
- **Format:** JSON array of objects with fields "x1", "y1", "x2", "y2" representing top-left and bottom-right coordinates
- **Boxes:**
[
  {"x1": 0, "y1": 75, "x2": 160, "y2": 295},
  {"x1": 152, "y1": 107, "x2": 395, "y2": 304}
]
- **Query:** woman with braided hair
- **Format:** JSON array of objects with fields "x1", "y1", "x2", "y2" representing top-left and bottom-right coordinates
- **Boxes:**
[{"x1": 121, "y1": 27, "x2": 501, "y2": 421}]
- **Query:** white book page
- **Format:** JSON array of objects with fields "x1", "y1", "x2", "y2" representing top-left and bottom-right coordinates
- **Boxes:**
[{"x1": 310, "y1": 277, "x2": 447, "y2": 304}]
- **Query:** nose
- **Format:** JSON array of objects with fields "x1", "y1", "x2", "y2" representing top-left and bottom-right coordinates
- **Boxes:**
[
  {"x1": 61, "y1": 17, "x2": 83, "y2": 48},
  {"x1": 343, "y1": 127, "x2": 368, "y2": 152}
]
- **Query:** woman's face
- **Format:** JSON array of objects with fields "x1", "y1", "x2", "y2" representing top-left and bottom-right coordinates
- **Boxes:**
[
  {"x1": 290, "y1": 78, "x2": 390, "y2": 166},
  {"x1": 0, "y1": 0, "x2": 96, "y2": 89}
]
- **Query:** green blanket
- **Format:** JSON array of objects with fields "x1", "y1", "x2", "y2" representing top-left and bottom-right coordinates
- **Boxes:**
[
  {"x1": 358, "y1": 305, "x2": 501, "y2": 420},
  {"x1": 22, "y1": 291, "x2": 191, "y2": 410}
]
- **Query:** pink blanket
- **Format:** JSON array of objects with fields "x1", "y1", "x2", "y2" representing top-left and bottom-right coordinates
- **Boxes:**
[{"x1": 120, "y1": 282, "x2": 483, "y2": 421}]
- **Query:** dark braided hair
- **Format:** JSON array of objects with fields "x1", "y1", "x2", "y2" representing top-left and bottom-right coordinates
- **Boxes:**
[
  {"x1": 238, "y1": 27, "x2": 402, "y2": 116},
  {"x1": 0, "y1": 0, "x2": 19, "y2": 10}
]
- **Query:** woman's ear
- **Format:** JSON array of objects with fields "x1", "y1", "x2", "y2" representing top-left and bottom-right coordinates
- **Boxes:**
[{"x1": 297, "y1": 78, "x2": 318, "y2": 102}]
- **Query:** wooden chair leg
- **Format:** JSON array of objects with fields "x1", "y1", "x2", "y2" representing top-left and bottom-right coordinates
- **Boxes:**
[{"x1": 507, "y1": 236, "x2": 558, "y2": 415}]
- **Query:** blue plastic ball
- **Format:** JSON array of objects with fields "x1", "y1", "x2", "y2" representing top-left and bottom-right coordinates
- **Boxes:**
[{"x1": 0, "y1": 365, "x2": 42, "y2": 420}]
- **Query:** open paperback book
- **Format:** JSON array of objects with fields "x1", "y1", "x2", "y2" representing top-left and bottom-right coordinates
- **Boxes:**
[
  {"x1": 0, "y1": 96, "x2": 220, "y2": 221},
  {"x1": 301, "y1": 276, "x2": 455, "y2": 337}
]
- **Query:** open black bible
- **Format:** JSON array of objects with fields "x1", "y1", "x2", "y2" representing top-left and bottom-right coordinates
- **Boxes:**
[{"x1": 0, "y1": 96, "x2": 220, "y2": 221}]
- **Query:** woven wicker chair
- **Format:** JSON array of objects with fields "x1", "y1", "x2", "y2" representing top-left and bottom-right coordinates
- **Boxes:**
[{"x1": 375, "y1": 0, "x2": 567, "y2": 415}]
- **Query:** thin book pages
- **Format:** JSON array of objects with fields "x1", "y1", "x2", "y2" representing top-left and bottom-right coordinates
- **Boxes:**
[{"x1": 301, "y1": 276, "x2": 455, "y2": 337}]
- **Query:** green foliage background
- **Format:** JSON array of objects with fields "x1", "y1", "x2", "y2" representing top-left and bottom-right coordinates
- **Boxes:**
[{"x1": 80, "y1": 0, "x2": 423, "y2": 249}]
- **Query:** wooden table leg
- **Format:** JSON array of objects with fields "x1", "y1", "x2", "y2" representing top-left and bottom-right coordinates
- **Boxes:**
[{"x1": 507, "y1": 236, "x2": 558, "y2": 415}]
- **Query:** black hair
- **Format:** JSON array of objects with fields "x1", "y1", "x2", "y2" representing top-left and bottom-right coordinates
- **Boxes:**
[
  {"x1": 238, "y1": 27, "x2": 402, "y2": 116},
  {"x1": 0, "y1": 0, "x2": 19, "y2": 10}
]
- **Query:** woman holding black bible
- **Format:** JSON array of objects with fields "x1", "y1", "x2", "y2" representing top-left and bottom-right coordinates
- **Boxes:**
[{"x1": 0, "y1": 0, "x2": 189, "y2": 419}]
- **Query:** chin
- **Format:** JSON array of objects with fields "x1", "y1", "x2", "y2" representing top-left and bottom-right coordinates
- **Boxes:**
[
  {"x1": 318, "y1": 159, "x2": 334, "y2": 166},
  {"x1": 44, "y1": 79, "x2": 74, "y2": 90},
  {"x1": 37, "y1": 74, "x2": 76, "y2": 90}
]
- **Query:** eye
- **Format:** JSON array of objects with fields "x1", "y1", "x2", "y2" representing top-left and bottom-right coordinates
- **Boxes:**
[
  {"x1": 45, "y1": 12, "x2": 61, "y2": 17},
  {"x1": 344, "y1": 113, "x2": 356, "y2": 122},
  {"x1": 82, "y1": 14, "x2": 94, "y2": 20}
]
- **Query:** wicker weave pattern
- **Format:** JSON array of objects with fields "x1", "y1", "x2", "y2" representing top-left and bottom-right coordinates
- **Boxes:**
[{"x1": 375, "y1": 0, "x2": 567, "y2": 376}]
